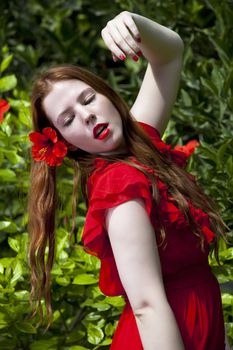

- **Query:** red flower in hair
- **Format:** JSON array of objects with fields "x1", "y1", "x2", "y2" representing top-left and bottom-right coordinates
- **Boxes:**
[
  {"x1": 28, "y1": 127, "x2": 68, "y2": 167},
  {"x1": 0, "y1": 99, "x2": 10, "y2": 123},
  {"x1": 174, "y1": 140, "x2": 200, "y2": 157}
]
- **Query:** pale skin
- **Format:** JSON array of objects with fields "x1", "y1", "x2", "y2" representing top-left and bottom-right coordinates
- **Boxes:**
[{"x1": 43, "y1": 11, "x2": 185, "y2": 349}]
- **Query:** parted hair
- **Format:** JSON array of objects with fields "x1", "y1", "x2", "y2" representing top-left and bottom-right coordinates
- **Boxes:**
[{"x1": 27, "y1": 64, "x2": 229, "y2": 331}]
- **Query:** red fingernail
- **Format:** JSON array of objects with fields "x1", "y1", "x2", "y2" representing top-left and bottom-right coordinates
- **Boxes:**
[
  {"x1": 137, "y1": 50, "x2": 143, "y2": 57},
  {"x1": 133, "y1": 55, "x2": 139, "y2": 61},
  {"x1": 119, "y1": 54, "x2": 126, "y2": 60},
  {"x1": 136, "y1": 37, "x2": 141, "y2": 43}
]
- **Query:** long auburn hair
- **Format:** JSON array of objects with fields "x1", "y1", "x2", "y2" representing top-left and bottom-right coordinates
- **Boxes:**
[{"x1": 27, "y1": 64, "x2": 229, "y2": 331}]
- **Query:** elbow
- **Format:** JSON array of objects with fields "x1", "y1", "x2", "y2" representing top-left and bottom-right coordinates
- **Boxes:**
[
  {"x1": 170, "y1": 31, "x2": 184, "y2": 56},
  {"x1": 133, "y1": 295, "x2": 169, "y2": 319},
  {"x1": 177, "y1": 36, "x2": 184, "y2": 54}
]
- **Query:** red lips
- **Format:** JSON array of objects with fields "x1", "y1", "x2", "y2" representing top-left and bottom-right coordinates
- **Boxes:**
[{"x1": 93, "y1": 123, "x2": 109, "y2": 138}]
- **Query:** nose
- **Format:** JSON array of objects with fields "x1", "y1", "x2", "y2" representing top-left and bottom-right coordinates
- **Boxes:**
[
  {"x1": 76, "y1": 106, "x2": 96, "y2": 125},
  {"x1": 85, "y1": 113, "x2": 96, "y2": 125}
]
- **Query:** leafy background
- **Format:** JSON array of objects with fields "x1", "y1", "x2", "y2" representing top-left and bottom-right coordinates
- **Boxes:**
[{"x1": 0, "y1": 0, "x2": 232, "y2": 349}]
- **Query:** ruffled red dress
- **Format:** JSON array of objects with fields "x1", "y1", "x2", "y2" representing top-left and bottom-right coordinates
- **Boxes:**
[{"x1": 82, "y1": 121, "x2": 225, "y2": 350}]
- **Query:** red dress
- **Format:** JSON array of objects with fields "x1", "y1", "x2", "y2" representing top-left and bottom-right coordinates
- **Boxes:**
[{"x1": 82, "y1": 121, "x2": 225, "y2": 350}]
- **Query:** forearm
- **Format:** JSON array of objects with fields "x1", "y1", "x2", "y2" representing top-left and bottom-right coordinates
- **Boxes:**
[
  {"x1": 135, "y1": 303, "x2": 185, "y2": 350},
  {"x1": 132, "y1": 13, "x2": 184, "y2": 64}
]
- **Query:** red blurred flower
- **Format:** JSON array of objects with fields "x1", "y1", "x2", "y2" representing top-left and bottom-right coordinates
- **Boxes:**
[
  {"x1": 174, "y1": 140, "x2": 200, "y2": 157},
  {"x1": 28, "y1": 127, "x2": 68, "y2": 167},
  {"x1": 0, "y1": 99, "x2": 10, "y2": 123}
]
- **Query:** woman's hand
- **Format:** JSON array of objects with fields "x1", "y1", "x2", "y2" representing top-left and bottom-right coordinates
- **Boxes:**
[{"x1": 101, "y1": 11, "x2": 143, "y2": 63}]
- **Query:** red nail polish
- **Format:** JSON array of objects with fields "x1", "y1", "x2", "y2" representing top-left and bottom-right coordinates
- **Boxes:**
[
  {"x1": 119, "y1": 54, "x2": 126, "y2": 60},
  {"x1": 136, "y1": 37, "x2": 141, "y2": 43},
  {"x1": 133, "y1": 55, "x2": 139, "y2": 61},
  {"x1": 137, "y1": 50, "x2": 143, "y2": 57}
]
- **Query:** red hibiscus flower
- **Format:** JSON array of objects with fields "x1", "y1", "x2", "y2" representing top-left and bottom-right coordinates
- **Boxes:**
[
  {"x1": 28, "y1": 127, "x2": 68, "y2": 167},
  {"x1": 0, "y1": 99, "x2": 10, "y2": 123},
  {"x1": 174, "y1": 140, "x2": 200, "y2": 157}
]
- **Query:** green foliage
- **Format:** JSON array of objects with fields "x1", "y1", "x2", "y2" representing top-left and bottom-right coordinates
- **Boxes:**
[{"x1": 0, "y1": 0, "x2": 232, "y2": 348}]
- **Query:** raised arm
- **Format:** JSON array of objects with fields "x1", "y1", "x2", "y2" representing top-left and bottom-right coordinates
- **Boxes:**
[
  {"x1": 101, "y1": 11, "x2": 184, "y2": 137},
  {"x1": 130, "y1": 13, "x2": 184, "y2": 136},
  {"x1": 105, "y1": 198, "x2": 185, "y2": 350}
]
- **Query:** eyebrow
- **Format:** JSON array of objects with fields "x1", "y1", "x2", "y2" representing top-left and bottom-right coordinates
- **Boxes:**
[{"x1": 57, "y1": 87, "x2": 94, "y2": 125}]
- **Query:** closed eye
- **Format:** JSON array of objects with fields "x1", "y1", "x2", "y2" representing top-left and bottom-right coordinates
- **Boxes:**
[
  {"x1": 64, "y1": 114, "x2": 75, "y2": 127},
  {"x1": 83, "y1": 94, "x2": 95, "y2": 105},
  {"x1": 63, "y1": 94, "x2": 96, "y2": 127}
]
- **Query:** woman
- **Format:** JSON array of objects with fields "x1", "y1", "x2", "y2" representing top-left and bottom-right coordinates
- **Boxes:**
[{"x1": 27, "y1": 11, "x2": 229, "y2": 349}]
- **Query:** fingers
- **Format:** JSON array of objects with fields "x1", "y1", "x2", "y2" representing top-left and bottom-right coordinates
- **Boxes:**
[
  {"x1": 112, "y1": 53, "x2": 118, "y2": 62},
  {"x1": 112, "y1": 22, "x2": 142, "y2": 59},
  {"x1": 101, "y1": 11, "x2": 143, "y2": 63},
  {"x1": 121, "y1": 12, "x2": 141, "y2": 43},
  {"x1": 101, "y1": 28, "x2": 127, "y2": 61}
]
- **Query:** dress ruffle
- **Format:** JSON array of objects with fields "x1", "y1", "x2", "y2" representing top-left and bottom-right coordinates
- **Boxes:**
[
  {"x1": 137, "y1": 121, "x2": 200, "y2": 169},
  {"x1": 131, "y1": 122, "x2": 215, "y2": 243},
  {"x1": 82, "y1": 163, "x2": 153, "y2": 260},
  {"x1": 158, "y1": 194, "x2": 216, "y2": 244}
]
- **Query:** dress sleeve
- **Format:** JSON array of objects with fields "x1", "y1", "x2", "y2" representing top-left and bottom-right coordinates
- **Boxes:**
[
  {"x1": 82, "y1": 163, "x2": 153, "y2": 260},
  {"x1": 137, "y1": 121, "x2": 200, "y2": 169}
]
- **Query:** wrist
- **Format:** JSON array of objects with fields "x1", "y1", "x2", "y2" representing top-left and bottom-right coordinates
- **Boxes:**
[{"x1": 131, "y1": 13, "x2": 184, "y2": 64}]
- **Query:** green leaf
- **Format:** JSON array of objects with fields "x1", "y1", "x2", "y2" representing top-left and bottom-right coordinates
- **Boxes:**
[
  {"x1": 211, "y1": 66, "x2": 224, "y2": 96},
  {"x1": 2, "y1": 149, "x2": 24, "y2": 165},
  {"x1": 69, "y1": 346, "x2": 90, "y2": 350},
  {"x1": 30, "y1": 338, "x2": 59, "y2": 350},
  {"x1": 104, "y1": 296, "x2": 126, "y2": 307},
  {"x1": 56, "y1": 229, "x2": 69, "y2": 256},
  {"x1": 8, "y1": 237, "x2": 20, "y2": 253},
  {"x1": 89, "y1": 302, "x2": 110, "y2": 312},
  {"x1": 59, "y1": 259, "x2": 76, "y2": 270},
  {"x1": 0, "y1": 221, "x2": 12, "y2": 231},
  {"x1": 14, "y1": 290, "x2": 29, "y2": 301},
  {"x1": 87, "y1": 325, "x2": 104, "y2": 345},
  {"x1": 0, "y1": 220, "x2": 18, "y2": 233},
  {"x1": 0, "y1": 151, "x2": 4, "y2": 165},
  {"x1": 181, "y1": 89, "x2": 192, "y2": 107},
  {"x1": 55, "y1": 275, "x2": 70, "y2": 286},
  {"x1": 208, "y1": 36, "x2": 231, "y2": 69},
  {"x1": 0, "y1": 75, "x2": 17, "y2": 92},
  {"x1": 51, "y1": 264, "x2": 63, "y2": 276},
  {"x1": 226, "y1": 156, "x2": 233, "y2": 178},
  {"x1": 0, "y1": 312, "x2": 8, "y2": 329},
  {"x1": 0, "y1": 121, "x2": 12, "y2": 136},
  {"x1": 0, "y1": 257, "x2": 15, "y2": 268},
  {"x1": 73, "y1": 273, "x2": 98, "y2": 285},
  {"x1": 0, "y1": 169, "x2": 16, "y2": 182},
  {"x1": 19, "y1": 110, "x2": 32, "y2": 127},
  {"x1": 219, "y1": 247, "x2": 233, "y2": 260},
  {"x1": 10, "y1": 260, "x2": 23, "y2": 285},
  {"x1": 14, "y1": 321, "x2": 37, "y2": 334},
  {"x1": 83, "y1": 311, "x2": 102, "y2": 322},
  {"x1": 0, "y1": 263, "x2": 4, "y2": 274},
  {"x1": 98, "y1": 338, "x2": 112, "y2": 346},
  {"x1": 216, "y1": 141, "x2": 231, "y2": 166},
  {"x1": 105, "y1": 322, "x2": 115, "y2": 336},
  {"x1": 198, "y1": 141, "x2": 217, "y2": 163},
  {"x1": 200, "y1": 77, "x2": 218, "y2": 96},
  {"x1": 0, "y1": 54, "x2": 13, "y2": 73},
  {"x1": 222, "y1": 293, "x2": 233, "y2": 306}
]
